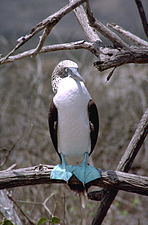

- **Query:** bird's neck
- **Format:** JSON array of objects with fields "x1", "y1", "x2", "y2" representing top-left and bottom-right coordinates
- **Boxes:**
[{"x1": 54, "y1": 77, "x2": 90, "y2": 104}]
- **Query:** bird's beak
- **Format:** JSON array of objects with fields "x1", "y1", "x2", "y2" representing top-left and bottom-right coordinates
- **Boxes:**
[{"x1": 70, "y1": 68, "x2": 85, "y2": 82}]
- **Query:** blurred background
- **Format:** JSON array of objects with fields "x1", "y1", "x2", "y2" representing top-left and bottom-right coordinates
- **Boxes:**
[{"x1": 0, "y1": 0, "x2": 148, "y2": 224}]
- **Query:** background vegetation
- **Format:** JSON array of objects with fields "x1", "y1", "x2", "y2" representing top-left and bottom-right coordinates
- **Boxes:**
[
  {"x1": 0, "y1": 52, "x2": 147, "y2": 224},
  {"x1": 0, "y1": 0, "x2": 148, "y2": 224}
]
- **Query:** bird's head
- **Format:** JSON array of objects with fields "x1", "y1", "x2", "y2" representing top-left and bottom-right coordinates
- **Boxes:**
[{"x1": 51, "y1": 60, "x2": 84, "y2": 93}]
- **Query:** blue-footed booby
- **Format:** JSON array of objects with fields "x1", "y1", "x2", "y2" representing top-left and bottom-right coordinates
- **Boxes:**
[{"x1": 48, "y1": 60, "x2": 101, "y2": 187}]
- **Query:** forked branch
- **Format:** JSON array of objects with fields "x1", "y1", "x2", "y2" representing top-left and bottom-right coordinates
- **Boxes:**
[
  {"x1": 0, "y1": 0, "x2": 86, "y2": 62},
  {"x1": 0, "y1": 0, "x2": 148, "y2": 71},
  {"x1": 92, "y1": 108, "x2": 148, "y2": 225}
]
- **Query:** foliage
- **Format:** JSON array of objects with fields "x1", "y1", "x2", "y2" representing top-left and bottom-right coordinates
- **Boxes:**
[
  {"x1": 37, "y1": 217, "x2": 49, "y2": 225},
  {"x1": 0, "y1": 219, "x2": 15, "y2": 225}
]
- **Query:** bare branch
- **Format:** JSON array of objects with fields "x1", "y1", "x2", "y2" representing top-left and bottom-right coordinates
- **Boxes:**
[
  {"x1": 117, "y1": 107, "x2": 148, "y2": 171},
  {"x1": 0, "y1": 41, "x2": 93, "y2": 65},
  {"x1": 92, "y1": 21, "x2": 131, "y2": 49},
  {"x1": 94, "y1": 46, "x2": 148, "y2": 71},
  {"x1": 69, "y1": 0, "x2": 101, "y2": 42},
  {"x1": 0, "y1": 136, "x2": 25, "y2": 168},
  {"x1": 106, "y1": 66, "x2": 116, "y2": 82},
  {"x1": 92, "y1": 107, "x2": 148, "y2": 225},
  {"x1": 0, "y1": 165, "x2": 147, "y2": 197},
  {"x1": 31, "y1": 25, "x2": 53, "y2": 56},
  {"x1": 1, "y1": 42, "x2": 148, "y2": 73},
  {"x1": 8, "y1": 194, "x2": 35, "y2": 225},
  {"x1": 108, "y1": 23, "x2": 148, "y2": 47},
  {"x1": 134, "y1": 0, "x2": 148, "y2": 38},
  {"x1": 85, "y1": 1, "x2": 130, "y2": 49},
  {"x1": 0, "y1": 190, "x2": 23, "y2": 225},
  {"x1": 1, "y1": 0, "x2": 86, "y2": 62}
]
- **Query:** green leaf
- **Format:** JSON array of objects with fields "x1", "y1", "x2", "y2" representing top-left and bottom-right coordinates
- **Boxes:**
[
  {"x1": 132, "y1": 197, "x2": 140, "y2": 206},
  {"x1": 2, "y1": 220, "x2": 15, "y2": 225},
  {"x1": 37, "y1": 217, "x2": 49, "y2": 225},
  {"x1": 50, "y1": 216, "x2": 60, "y2": 224},
  {"x1": 120, "y1": 209, "x2": 128, "y2": 216}
]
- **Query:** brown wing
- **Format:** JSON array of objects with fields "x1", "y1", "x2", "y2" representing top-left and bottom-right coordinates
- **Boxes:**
[
  {"x1": 88, "y1": 99, "x2": 99, "y2": 155},
  {"x1": 48, "y1": 99, "x2": 60, "y2": 158}
]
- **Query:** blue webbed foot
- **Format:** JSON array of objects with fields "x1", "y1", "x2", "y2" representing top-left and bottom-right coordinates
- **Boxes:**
[
  {"x1": 73, "y1": 152, "x2": 101, "y2": 184},
  {"x1": 51, "y1": 152, "x2": 101, "y2": 184},
  {"x1": 51, "y1": 153, "x2": 73, "y2": 181}
]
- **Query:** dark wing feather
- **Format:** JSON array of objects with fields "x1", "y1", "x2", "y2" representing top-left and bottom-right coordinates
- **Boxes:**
[
  {"x1": 48, "y1": 99, "x2": 60, "y2": 157},
  {"x1": 88, "y1": 99, "x2": 99, "y2": 155}
]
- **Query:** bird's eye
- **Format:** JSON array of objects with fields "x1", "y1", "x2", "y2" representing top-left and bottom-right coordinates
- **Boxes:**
[{"x1": 61, "y1": 68, "x2": 68, "y2": 78}]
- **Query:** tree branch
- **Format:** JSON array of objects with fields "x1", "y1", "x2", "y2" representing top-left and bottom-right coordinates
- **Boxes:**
[
  {"x1": 85, "y1": 1, "x2": 130, "y2": 49},
  {"x1": 117, "y1": 107, "x2": 148, "y2": 171},
  {"x1": 0, "y1": 41, "x2": 93, "y2": 65},
  {"x1": 31, "y1": 24, "x2": 53, "y2": 56},
  {"x1": 0, "y1": 0, "x2": 147, "y2": 72},
  {"x1": 0, "y1": 165, "x2": 147, "y2": 197},
  {"x1": 92, "y1": 107, "x2": 148, "y2": 225},
  {"x1": 69, "y1": 0, "x2": 101, "y2": 42},
  {"x1": 0, "y1": 190, "x2": 23, "y2": 225},
  {"x1": 134, "y1": 0, "x2": 148, "y2": 38},
  {"x1": 94, "y1": 46, "x2": 148, "y2": 71},
  {"x1": 1, "y1": 0, "x2": 86, "y2": 62},
  {"x1": 107, "y1": 23, "x2": 148, "y2": 47},
  {"x1": 1, "y1": 42, "x2": 148, "y2": 73}
]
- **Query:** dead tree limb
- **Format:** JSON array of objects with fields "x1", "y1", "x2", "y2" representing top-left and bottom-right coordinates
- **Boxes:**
[
  {"x1": 92, "y1": 108, "x2": 148, "y2": 225},
  {"x1": 117, "y1": 107, "x2": 148, "y2": 172},
  {"x1": 85, "y1": 1, "x2": 130, "y2": 49},
  {"x1": 69, "y1": 0, "x2": 101, "y2": 42},
  {"x1": 0, "y1": 43, "x2": 148, "y2": 73},
  {"x1": 0, "y1": 41, "x2": 93, "y2": 65},
  {"x1": 0, "y1": 165, "x2": 148, "y2": 197},
  {"x1": 107, "y1": 23, "x2": 148, "y2": 47},
  {"x1": 0, "y1": 190, "x2": 23, "y2": 225},
  {"x1": 0, "y1": 0, "x2": 86, "y2": 62},
  {"x1": 0, "y1": 0, "x2": 147, "y2": 72},
  {"x1": 134, "y1": 0, "x2": 148, "y2": 38},
  {"x1": 94, "y1": 46, "x2": 148, "y2": 71}
]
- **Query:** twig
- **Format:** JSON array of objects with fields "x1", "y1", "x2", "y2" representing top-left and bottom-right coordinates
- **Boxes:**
[
  {"x1": 42, "y1": 194, "x2": 55, "y2": 216},
  {"x1": 106, "y1": 66, "x2": 116, "y2": 82},
  {"x1": 1, "y1": 0, "x2": 86, "y2": 62},
  {"x1": 92, "y1": 107, "x2": 148, "y2": 225},
  {"x1": 85, "y1": 1, "x2": 130, "y2": 49},
  {"x1": 31, "y1": 25, "x2": 53, "y2": 56},
  {"x1": 5, "y1": 164, "x2": 16, "y2": 171},
  {"x1": 92, "y1": 21, "x2": 130, "y2": 49},
  {"x1": 107, "y1": 23, "x2": 148, "y2": 47},
  {"x1": 0, "y1": 135, "x2": 24, "y2": 168},
  {"x1": 134, "y1": 0, "x2": 148, "y2": 38},
  {"x1": 8, "y1": 194, "x2": 35, "y2": 225}
]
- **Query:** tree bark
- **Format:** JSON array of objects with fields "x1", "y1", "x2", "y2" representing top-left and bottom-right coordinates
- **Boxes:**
[
  {"x1": 0, "y1": 165, "x2": 148, "y2": 197},
  {"x1": 92, "y1": 108, "x2": 148, "y2": 225}
]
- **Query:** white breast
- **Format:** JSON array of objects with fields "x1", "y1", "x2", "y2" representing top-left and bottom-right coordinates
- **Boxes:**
[{"x1": 53, "y1": 77, "x2": 91, "y2": 164}]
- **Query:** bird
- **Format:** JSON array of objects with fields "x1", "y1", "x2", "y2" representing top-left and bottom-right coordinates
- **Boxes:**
[{"x1": 48, "y1": 60, "x2": 101, "y2": 193}]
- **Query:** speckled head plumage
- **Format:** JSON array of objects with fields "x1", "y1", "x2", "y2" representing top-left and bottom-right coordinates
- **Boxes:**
[{"x1": 51, "y1": 60, "x2": 84, "y2": 93}]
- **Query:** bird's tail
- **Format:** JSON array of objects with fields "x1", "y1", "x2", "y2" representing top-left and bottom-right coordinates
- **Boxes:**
[
  {"x1": 68, "y1": 181, "x2": 88, "y2": 208},
  {"x1": 79, "y1": 191, "x2": 87, "y2": 208}
]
